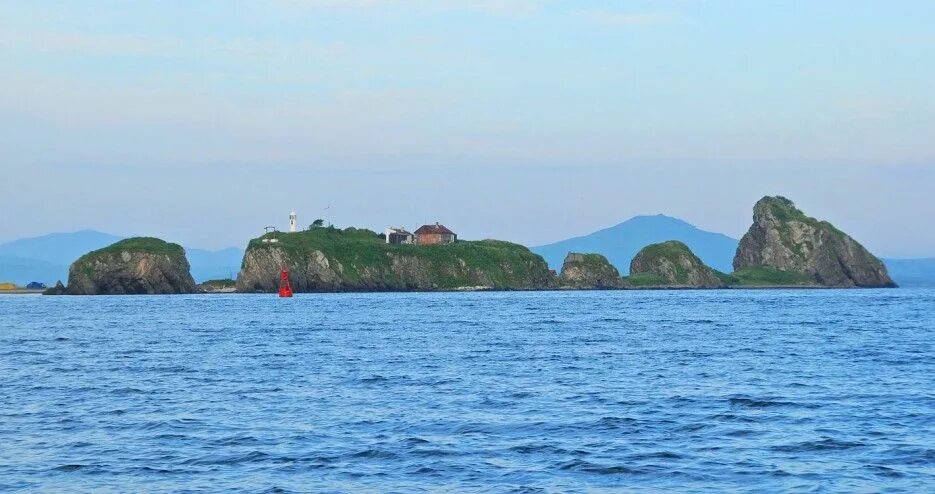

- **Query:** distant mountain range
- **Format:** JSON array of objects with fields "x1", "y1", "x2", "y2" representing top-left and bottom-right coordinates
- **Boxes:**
[
  {"x1": 0, "y1": 231, "x2": 244, "y2": 285},
  {"x1": 531, "y1": 214, "x2": 935, "y2": 287},
  {"x1": 2, "y1": 223, "x2": 933, "y2": 287}
]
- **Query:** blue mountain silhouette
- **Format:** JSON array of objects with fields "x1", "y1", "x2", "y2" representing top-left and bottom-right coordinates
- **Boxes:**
[
  {"x1": 0, "y1": 231, "x2": 243, "y2": 284},
  {"x1": 532, "y1": 215, "x2": 741, "y2": 274}
]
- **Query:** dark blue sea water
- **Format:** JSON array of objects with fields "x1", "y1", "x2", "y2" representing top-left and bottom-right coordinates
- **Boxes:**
[{"x1": 1, "y1": 290, "x2": 933, "y2": 492}]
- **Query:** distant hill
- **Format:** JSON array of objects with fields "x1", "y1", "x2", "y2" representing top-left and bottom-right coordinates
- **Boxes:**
[
  {"x1": 532, "y1": 215, "x2": 740, "y2": 274},
  {"x1": 882, "y1": 258, "x2": 935, "y2": 287},
  {"x1": 0, "y1": 231, "x2": 244, "y2": 284},
  {"x1": 0, "y1": 230, "x2": 123, "y2": 266},
  {"x1": 0, "y1": 255, "x2": 66, "y2": 286}
]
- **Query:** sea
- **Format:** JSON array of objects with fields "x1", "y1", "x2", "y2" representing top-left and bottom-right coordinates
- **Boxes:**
[{"x1": 1, "y1": 289, "x2": 933, "y2": 493}]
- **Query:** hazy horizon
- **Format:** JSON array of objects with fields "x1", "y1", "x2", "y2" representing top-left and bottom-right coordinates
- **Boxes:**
[{"x1": 2, "y1": 1, "x2": 933, "y2": 257}]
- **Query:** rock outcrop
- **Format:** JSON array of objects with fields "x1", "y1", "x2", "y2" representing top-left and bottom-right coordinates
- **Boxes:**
[
  {"x1": 60, "y1": 238, "x2": 199, "y2": 295},
  {"x1": 629, "y1": 241, "x2": 726, "y2": 288},
  {"x1": 733, "y1": 196, "x2": 896, "y2": 288},
  {"x1": 43, "y1": 281, "x2": 66, "y2": 295},
  {"x1": 236, "y1": 228, "x2": 555, "y2": 292},
  {"x1": 559, "y1": 253, "x2": 621, "y2": 289}
]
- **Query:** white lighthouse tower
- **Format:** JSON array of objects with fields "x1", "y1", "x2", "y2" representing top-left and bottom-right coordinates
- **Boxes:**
[{"x1": 289, "y1": 210, "x2": 297, "y2": 232}]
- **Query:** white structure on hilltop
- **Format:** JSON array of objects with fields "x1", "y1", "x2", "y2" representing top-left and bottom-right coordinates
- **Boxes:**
[
  {"x1": 385, "y1": 227, "x2": 414, "y2": 244},
  {"x1": 289, "y1": 211, "x2": 297, "y2": 232}
]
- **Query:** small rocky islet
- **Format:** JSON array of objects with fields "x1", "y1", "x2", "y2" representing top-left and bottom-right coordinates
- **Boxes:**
[
  {"x1": 46, "y1": 196, "x2": 896, "y2": 294},
  {"x1": 627, "y1": 241, "x2": 726, "y2": 289},
  {"x1": 732, "y1": 196, "x2": 895, "y2": 288},
  {"x1": 49, "y1": 237, "x2": 198, "y2": 295}
]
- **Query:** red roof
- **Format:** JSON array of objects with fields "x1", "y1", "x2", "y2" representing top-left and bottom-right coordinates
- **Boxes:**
[{"x1": 415, "y1": 223, "x2": 455, "y2": 235}]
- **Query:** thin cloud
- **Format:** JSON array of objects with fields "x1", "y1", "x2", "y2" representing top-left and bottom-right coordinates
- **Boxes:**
[
  {"x1": 1, "y1": 29, "x2": 349, "y2": 59},
  {"x1": 579, "y1": 10, "x2": 673, "y2": 27},
  {"x1": 271, "y1": 0, "x2": 544, "y2": 15}
]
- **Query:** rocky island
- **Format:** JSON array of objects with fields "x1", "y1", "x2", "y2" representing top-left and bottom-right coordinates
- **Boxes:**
[
  {"x1": 558, "y1": 253, "x2": 621, "y2": 289},
  {"x1": 53, "y1": 237, "x2": 199, "y2": 295},
  {"x1": 45, "y1": 196, "x2": 896, "y2": 295},
  {"x1": 733, "y1": 196, "x2": 896, "y2": 288},
  {"x1": 626, "y1": 241, "x2": 727, "y2": 288},
  {"x1": 236, "y1": 227, "x2": 554, "y2": 292}
]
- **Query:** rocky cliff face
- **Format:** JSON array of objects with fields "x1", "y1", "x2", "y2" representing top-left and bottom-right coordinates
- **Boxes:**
[
  {"x1": 61, "y1": 238, "x2": 199, "y2": 295},
  {"x1": 733, "y1": 196, "x2": 895, "y2": 288},
  {"x1": 236, "y1": 229, "x2": 554, "y2": 292},
  {"x1": 629, "y1": 241, "x2": 726, "y2": 288},
  {"x1": 559, "y1": 253, "x2": 621, "y2": 289}
]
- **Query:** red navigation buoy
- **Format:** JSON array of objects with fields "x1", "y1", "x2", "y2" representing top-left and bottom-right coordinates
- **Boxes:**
[{"x1": 278, "y1": 268, "x2": 293, "y2": 298}]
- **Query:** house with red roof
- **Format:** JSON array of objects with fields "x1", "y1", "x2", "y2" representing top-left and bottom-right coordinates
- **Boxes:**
[{"x1": 414, "y1": 223, "x2": 457, "y2": 245}]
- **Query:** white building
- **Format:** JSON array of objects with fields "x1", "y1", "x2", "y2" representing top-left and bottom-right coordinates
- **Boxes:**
[
  {"x1": 289, "y1": 211, "x2": 297, "y2": 232},
  {"x1": 385, "y1": 227, "x2": 414, "y2": 244}
]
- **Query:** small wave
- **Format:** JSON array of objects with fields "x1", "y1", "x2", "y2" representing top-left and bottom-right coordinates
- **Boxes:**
[
  {"x1": 109, "y1": 387, "x2": 147, "y2": 396},
  {"x1": 182, "y1": 450, "x2": 273, "y2": 466},
  {"x1": 676, "y1": 423, "x2": 710, "y2": 432},
  {"x1": 359, "y1": 375, "x2": 388, "y2": 384},
  {"x1": 557, "y1": 459, "x2": 646, "y2": 475},
  {"x1": 410, "y1": 448, "x2": 459, "y2": 458},
  {"x1": 209, "y1": 434, "x2": 262, "y2": 446},
  {"x1": 594, "y1": 416, "x2": 639, "y2": 430},
  {"x1": 728, "y1": 396, "x2": 819, "y2": 409},
  {"x1": 866, "y1": 465, "x2": 905, "y2": 478},
  {"x1": 400, "y1": 436, "x2": 430, "y2": 445},
  {"x1": 350, "y1": 449, "x2": 398, "y2": 460},
  {"x1": 626, "y1": 451, "x2": 683, "y2": 461},
  {"x1": 509, "y1": 443, "x2": 568, "y2": 455},
  {"x1": 771, "y1": 438, "x2": 866, "y2": 453}
]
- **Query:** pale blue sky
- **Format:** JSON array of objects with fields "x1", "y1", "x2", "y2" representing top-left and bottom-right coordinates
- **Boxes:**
[{"x1": 2, "y1": 1, "x2": 933, "y2": 256}]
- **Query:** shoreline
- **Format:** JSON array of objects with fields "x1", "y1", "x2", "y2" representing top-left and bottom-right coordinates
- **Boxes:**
[
  {"x1": 0, "y1": 289, "x2": 46, "y2": 295},
  {"x1": 38, "y1": 284, "x2": 891, "y2": 296}
]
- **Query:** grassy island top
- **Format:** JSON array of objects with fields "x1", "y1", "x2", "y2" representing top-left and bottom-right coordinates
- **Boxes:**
[
  {"x1": 721, "y1": 266, "x2": 811, "y2": 287},
  {"x1": 633, "y1": 240, "x2": 698, "y2": 262},
  {"x1": 77, "y1": 237, "x2": 185, "y2": 261},
  {"x1": 246, "y1": 226, "x2": 549, "y2": 288},
  {"x1": 564, "y1": 253, "x2": 614, "y2": 268}
]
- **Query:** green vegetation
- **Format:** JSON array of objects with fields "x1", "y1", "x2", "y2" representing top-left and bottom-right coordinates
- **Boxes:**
[
  {"x1": 726, "y1": 266, "x2": 811, "y2": 286},
  {"x1": 636, "y1": 240, "x2": 696, "y2": 260},
  {"x1": 760, "y1": 196, "x2": 850, "y2": 258},
  {"x1": 81, "y1": 237, "x2": 185, "y2": 258},
  {"x1": 201, "y1": 278, "x2": 236, "y2": 288},
  {"x1": 246, "y1": 227, "x2": 551, "y2": 289},
  {"x1": 565, "y1": 253, "x2": 615, "y2": 270},
  {"x1": 631, "y1": 240, "x2": 701, "y2": 284},
  {"x1": 73, "y1": 237, "x2": 186, "y2": 278},
  {"x1": 622, "y1": 273, "x2": 669, "y2": 287}
]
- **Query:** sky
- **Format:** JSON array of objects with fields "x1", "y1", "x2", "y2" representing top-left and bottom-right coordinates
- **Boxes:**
[{"x1": 1, "y1": 0, "x2": 933, "y2": 257}]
